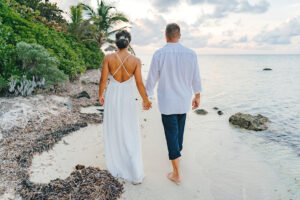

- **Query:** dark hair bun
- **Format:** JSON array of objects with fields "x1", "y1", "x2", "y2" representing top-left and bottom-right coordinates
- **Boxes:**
[{"x1": 116, "y1": 30, "x2": 131, "y2": 50}]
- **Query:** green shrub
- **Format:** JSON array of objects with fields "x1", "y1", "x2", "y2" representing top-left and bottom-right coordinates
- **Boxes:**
[
  {"x1": 0, "y1": 75, "x2": 8, "y2": 92},
  {"x1": 0, "y1": 0, "x2": 104, "y2": 84},
  {"x1": 81, "y1": 42, "x2": 104, "y2": 69},
  {"x1": 15, "y1": 42, "x2": 68, "y2": 86}
]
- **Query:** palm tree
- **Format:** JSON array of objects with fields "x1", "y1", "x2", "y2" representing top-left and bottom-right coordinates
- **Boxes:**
[
  {"x1": 80, "y1": 0, "x2": 134, "y2": 54},
  {"x1": 69, "y1": 4, "x2": 83, "y2": 37}
]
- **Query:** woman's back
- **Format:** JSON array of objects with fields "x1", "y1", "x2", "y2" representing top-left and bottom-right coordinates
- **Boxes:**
[{"x1": 107, "y1": 52, "x2": 139, "y2": 83}]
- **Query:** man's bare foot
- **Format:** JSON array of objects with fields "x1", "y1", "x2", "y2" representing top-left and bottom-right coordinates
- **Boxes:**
[{"x1": 167, "y1": 172, "x2": 181, "y2": 185}]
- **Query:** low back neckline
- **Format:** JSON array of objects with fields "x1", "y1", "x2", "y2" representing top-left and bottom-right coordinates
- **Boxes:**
[{"x1": 110, "y1": 53, "x2": 134, "y2": 84}]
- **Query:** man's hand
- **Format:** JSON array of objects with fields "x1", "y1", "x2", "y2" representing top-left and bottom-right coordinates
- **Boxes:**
[
  {"x1": 99, "y1": 96, "x2": 105, "y2": 105},
  {"x1": 192, "y1": 94, "x2": 200, "y2": 110},
  {"x1": 143, "y1": 99, "x2": 152, "y2": 110}
]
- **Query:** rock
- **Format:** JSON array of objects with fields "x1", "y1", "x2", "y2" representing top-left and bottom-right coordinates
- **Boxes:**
[
  {"x1": 64, "y1": 103, "x2": 73, "y2": 110},
  {"x1": 229, "y1": 112, "x2": 270, "y2": 131},
  {"x1": 217, "y1": 111, "x2": 223, "y2": 115},
  {"x1": 213, "y1": 107, "x2": 219, "y2": 110},
  {"x1": 263, "y1": 68, "x2": 272, "y2": 71},
  {"x1": 97, "y1": 108, "x2": 104, "y2": 112},
  {"x1": 81, "y1": 80, "x2": 98, "y2": 85},
  {"x1": 195, "y1": 109, "x2": 208, "y2": 115},
  {"x1": 63, "y1": 140, "x2": 69, "y2": 145},
  {"x1": 135, "y1": 98, "x2": 138, "y2": 101},
  {"x1": 75, "y1": 164, "x2": 85, "y2": 170},
  {"x1": 76, "y1": 91, "x2": 90, "y2": 99}
]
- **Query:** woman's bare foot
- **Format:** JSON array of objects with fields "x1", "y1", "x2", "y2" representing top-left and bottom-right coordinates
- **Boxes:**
[{"x1": 167, "y1": 172, "x2": 181, "y2": 185}]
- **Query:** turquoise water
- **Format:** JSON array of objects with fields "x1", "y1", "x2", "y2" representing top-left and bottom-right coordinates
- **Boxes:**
[{"x1": 139, "y1": 54, "x2": 300, "y2": 197}]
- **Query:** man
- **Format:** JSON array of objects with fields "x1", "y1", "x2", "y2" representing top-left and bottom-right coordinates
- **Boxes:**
[{"x1": 146, "y1": 23, "x2": 202, "y2": 184}]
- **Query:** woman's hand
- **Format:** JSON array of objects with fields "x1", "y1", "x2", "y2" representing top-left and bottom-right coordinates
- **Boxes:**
[
  {"x1": 143, "y1": 99, "x2": 152, "y2": 110},
  {"x1": 99, "y1": 96, "x2": 105, "y2": 105}
]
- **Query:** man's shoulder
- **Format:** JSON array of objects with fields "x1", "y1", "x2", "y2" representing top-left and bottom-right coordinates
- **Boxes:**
[
  {"x1": 153, "y1": 48, "x2": 164, "y2": 56},
  {"x1": 179, "y1": 44, "x2": 197, "y2": 56}
]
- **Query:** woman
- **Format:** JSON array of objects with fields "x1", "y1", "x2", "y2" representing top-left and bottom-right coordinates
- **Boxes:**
[{"x1": 98, "y1": 30, "x2": 152, "y2": 184}]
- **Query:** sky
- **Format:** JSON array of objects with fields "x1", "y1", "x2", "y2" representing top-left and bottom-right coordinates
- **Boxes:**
[{"x1": 50, "y1": 0, "x2": 300, "y2": 54}]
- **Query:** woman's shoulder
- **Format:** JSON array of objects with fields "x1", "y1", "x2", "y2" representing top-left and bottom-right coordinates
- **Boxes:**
[
  {"x1": 129, "y1": 54, "x2": 141, "y2": 63},
  {"x1": 104, "y1": 53, "x2": 115, "y2": 60}
]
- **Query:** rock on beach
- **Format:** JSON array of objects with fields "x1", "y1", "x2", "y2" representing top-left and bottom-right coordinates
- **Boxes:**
[
  {"x1": 229, "y1": 112, "x2": 270, "y2": 131},
  {"x1": 76, "y1": 91, "x2": 91, "y2": 99},
  {"x1": 263, "y1": 68, "x2": 272, "y2": 71},
  {"x1": 195, "y1": 109, "x2": 208, "y2": 115}
]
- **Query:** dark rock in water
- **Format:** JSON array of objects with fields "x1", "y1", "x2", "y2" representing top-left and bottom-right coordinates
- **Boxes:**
[
  {"x1": 195, "y1": 109, "x2": 208, "y2": 115},
  {"x1": 229, "y1": 112, "x2": 270, "y2": 131},
  {"x1": 76, "y1": 91, "x2": 90, "y2": 99},
  {"x1": 263, "y1": 68, "x2": 272, "y2": 71},
  {"x1": 75, "y1": 164, "x2": 85, "y2": 170},
  {"x1": 218, "y1": 111, "x2": 223, "y2": 115},
  {"x1": 135, "y1": 98, "x2": 138, "y2": 101},
  {"x1": 213, "y1": 107, "x2": 219, "y2": 110},
  {"x1": 97, "y1": 108, "x2": 104, "y2": 112}
]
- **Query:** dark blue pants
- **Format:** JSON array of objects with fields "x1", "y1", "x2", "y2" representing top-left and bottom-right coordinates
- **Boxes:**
[{"x1": 161, "y1": 114, "x2": 187, "y2": 160}]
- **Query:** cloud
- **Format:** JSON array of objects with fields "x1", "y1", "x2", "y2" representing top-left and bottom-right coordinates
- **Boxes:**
[
  {"x1": 194, "y1": 0, "x2": 270, "y2": 23},
  {"x1": 130, "y1": 15, "x2": 167, "y2": 46},
  {"x1": 254, "y1": 16, "x2": 300, "y2": 44},
  {"x1": 209, "y1": 35, "x2": 248, "y2": 48},
  {"x1": 149, "y1": 0, "x2": 269, "y2": 25},
  {"x1": 130, "y1": 15, "x2": 212, "y2": 48},
  {"x1": 50, "y1": 0, "x2": 91, "y2": 11},
  {"x1": 237, "y1": 0, "x2": 270, "y2": 13},
  {"x1": 149, "y1": 0, "x2": 181, "y2": 12}
]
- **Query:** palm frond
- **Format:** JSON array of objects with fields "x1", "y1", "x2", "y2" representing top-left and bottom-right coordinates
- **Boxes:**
[
  {"x1": 107, "y1": 26, "x2": 128, "y2": 36},
  {"x1": 80, "y1": 3, "x2": 96, "y2": 18},
  {"x1": 70, "y1": 5, "x2": 83, "y2": 25},
  {"x1": 109, "y1": 12, "x2": 129, "y2": 24},
  {"x1": 128, "y1": 45, "x2": 136, "y2": 56}
]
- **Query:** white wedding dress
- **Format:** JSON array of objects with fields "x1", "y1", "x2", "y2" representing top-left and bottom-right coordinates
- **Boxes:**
[{"x1": 103, "y1": 54, "x2": 144, "y2": 183}]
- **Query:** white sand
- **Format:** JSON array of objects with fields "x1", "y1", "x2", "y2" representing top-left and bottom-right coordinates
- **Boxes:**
[{"x1": 29, "y1": 103, "x2": 290, "y2": 200}]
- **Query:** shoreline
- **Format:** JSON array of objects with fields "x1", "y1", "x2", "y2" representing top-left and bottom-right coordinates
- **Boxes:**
[
  {"x1": 0, "y1": 69, "x2": 298, "y2": 199},
  {"x1": 29, "y1": 99, "x2": 291, "y2": 200}
]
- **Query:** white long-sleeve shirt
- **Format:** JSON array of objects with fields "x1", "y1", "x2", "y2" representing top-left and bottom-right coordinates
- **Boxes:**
[{"x1": 146, "y1": 42, "x2": 202, "y2": 115}]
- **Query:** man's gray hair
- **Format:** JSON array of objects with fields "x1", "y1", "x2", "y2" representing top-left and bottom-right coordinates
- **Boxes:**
[{"x1": 165, "y1": 23, "x2": 180, "y2": 39}]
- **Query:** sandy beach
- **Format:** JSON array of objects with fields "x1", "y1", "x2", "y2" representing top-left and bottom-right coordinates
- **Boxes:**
[
  {"x1": 1, "y1": 68, "x2": 297, "y2": 199},
  {"x1": 27, "y1": 99, "x2": 291, "y2": 200}
]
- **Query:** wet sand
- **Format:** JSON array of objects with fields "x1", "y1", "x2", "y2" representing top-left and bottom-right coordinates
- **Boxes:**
[{"x1": 27, "y1": 101, "x2": 291, "y2": 200}]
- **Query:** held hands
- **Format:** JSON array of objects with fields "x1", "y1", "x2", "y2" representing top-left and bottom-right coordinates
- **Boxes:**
[
  {"x1": 143, "y1": 99, "x2": 152, "y2": 110},
  {"x1": 99, "y1": 96, "x2": 105, "y2": 105},
  {"x1": 192, "y1": 96, "x2": 200, "y2": 110}
]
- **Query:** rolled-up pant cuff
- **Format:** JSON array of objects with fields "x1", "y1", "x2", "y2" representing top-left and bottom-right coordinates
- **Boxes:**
[{"x1": 169, "y1": 153, "x2": 181, "y2": 160}]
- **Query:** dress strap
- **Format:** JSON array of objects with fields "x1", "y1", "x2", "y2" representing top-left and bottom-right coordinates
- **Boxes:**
[{"x1": 112, "y1": 53, "x2": 131, "y2": 77}]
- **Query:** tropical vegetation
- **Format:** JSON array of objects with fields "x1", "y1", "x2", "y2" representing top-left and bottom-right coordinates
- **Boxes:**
[{"x1": 0, "y1": 0, "x2": 130, "y2": 96}]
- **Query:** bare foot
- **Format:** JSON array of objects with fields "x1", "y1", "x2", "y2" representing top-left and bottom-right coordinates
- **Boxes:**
[{"x1": 167, "y1": 172, "x2": 181, "y2": 185}]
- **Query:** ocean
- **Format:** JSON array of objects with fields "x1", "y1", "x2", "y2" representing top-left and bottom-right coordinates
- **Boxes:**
[{"x1": 139, "y1": 54, "x2": 300, "y2": 198}]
